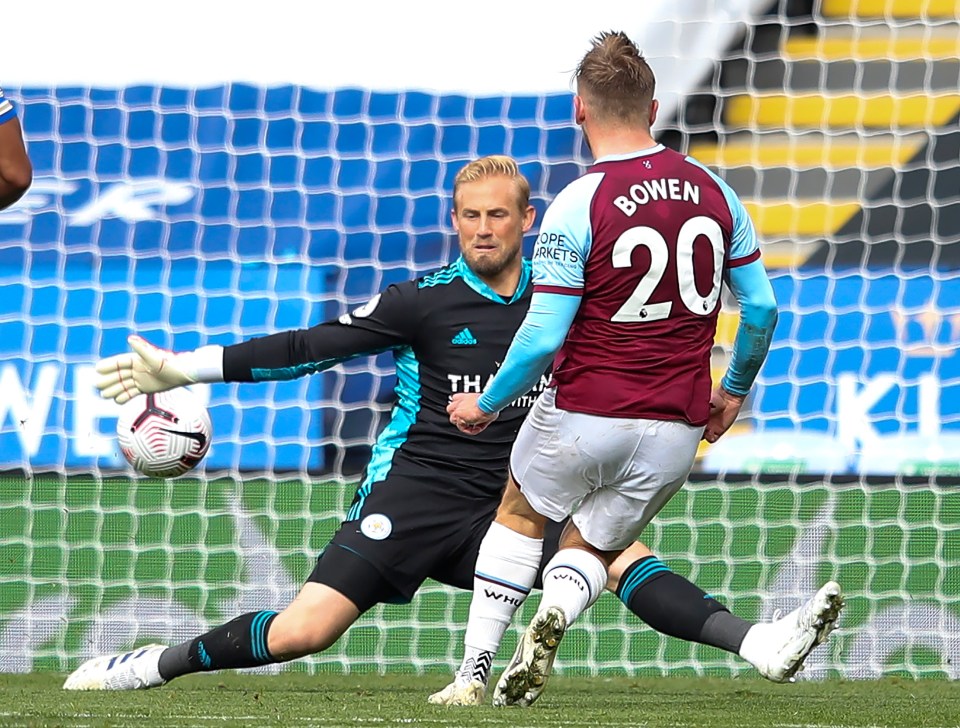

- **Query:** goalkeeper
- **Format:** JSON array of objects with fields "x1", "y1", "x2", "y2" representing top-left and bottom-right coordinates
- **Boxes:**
[
  {"x1": 0, "y1": 86, "x2": 32, "y2": 210},
  {"x1": 66, "y1": 155, "x2": 836, "y2": 700}
]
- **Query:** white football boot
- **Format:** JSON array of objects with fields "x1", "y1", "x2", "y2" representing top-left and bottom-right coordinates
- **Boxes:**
[
  {"x1": 427, "y1": 678, "x2": 487, "y2": 706},
  {"x1": 741, "y1": 580, "x2": 845, "y2": 683},
  {"x1": 492, "y1": 606, "x2": 566, "y2": 707},
  {"x1": 63, "y1": 644, "x2": 167, "y2": 690}
]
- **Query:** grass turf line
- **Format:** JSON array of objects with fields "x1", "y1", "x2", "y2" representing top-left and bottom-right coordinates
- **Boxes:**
[{"x1": 1, "y1": 673, "x2": 958, "y2": 728}]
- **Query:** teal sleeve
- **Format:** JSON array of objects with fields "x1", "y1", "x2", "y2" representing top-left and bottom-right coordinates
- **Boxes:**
[
  {"x1": 720, "y1": 260, "x2": 778, "y2": 396},
  {"x1": 477, "y1": 292, "x2": 581, "y2": 413}
]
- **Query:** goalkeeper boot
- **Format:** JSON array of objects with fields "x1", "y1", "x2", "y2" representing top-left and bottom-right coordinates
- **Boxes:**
[
  {"x1": 741, "y1": 580, "x2": 845, "y2": 683},
  {"x1": 63, "y1": 644, "x2": 167, "y2": 691},
  {"x1": 492, "y1": 606, "x2": 566, "y2": 707},
  {"x1": 427, "y1": 678, "x2": 486, "y2": 706}
]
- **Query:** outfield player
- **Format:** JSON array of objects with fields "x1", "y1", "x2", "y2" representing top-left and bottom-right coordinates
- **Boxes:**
[
  {"x1": 446, "y1": 35, "x2": 843, "y2": 707},
  {"x1": 0, "y1": 87, "x2": 32, "y2": 210},
  {"x1": 65, "y1": 156, "x2": 838, "y2": 698}
]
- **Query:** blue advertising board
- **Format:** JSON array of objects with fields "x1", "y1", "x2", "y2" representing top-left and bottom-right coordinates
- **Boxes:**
[
  {"x1": 1, "y1": 85, "x2": 956, "y2": 474},
  {"x1": 705, "y1": 272, "x2": 960, "y2": 474},
  {"x1": 0, "y1": 85, "x2": 575, "y2": 471}
]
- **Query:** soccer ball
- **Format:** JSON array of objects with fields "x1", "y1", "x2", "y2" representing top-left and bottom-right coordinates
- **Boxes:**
[{"x1": 116, "y1": 389, "x2": 212, "y2": 477}]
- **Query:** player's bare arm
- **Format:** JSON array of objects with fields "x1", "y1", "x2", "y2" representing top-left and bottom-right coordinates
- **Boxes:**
[
  {"x1": 703, "y1": 385, "x2": 746, "y2": 443},
  {"x1": 447, "y1": 392, "x2": 497, "y2": 433},
  {"x1": 0, "y1": 91, "x2": 32, "y2": 210}
]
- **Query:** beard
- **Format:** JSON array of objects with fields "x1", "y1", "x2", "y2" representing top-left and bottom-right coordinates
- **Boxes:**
[{"x1": 463, "y1": 243, "x2": 521, "y2": 278}]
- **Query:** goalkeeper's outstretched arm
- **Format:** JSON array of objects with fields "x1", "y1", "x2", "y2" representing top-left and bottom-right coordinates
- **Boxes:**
[{"x1": 96, "y1": 284, "x2": 418, "y2": 403}]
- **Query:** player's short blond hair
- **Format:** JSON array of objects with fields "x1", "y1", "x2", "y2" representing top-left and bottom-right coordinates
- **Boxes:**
[
  {"x1": 576, "y1": 31, "x2": 656, "y2": 125},
  {"x1": 453, "y1": 155, "x2": 531, "y2": 212}
]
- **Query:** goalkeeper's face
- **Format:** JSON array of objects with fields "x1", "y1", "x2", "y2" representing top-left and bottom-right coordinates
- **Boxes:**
[{"x1": 452, "y1": 176, "x2": 535, "y2": 279}]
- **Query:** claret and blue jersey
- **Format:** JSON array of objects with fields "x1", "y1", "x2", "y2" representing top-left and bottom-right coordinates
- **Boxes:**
[{"x1": 480, "y1": 144, "x2": 777, "y2": 426}]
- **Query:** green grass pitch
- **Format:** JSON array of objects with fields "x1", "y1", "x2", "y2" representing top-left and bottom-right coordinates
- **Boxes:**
[{"x1": 2, "y1": 673, "x2": 958, "y2": 728}]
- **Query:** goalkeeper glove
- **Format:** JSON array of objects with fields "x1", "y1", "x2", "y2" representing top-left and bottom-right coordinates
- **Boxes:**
[{"x1": 96, "y1": 335, "x2": 224, "y2": 404}]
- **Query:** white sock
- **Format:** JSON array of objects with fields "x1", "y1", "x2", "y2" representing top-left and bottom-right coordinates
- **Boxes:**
[
  {"x1": 455, "y1": 647, "x2": 495, "y2": 686},
  {"x1": 738, "y1": 622, "x2": 769, "y2": 668},
  {"x1": 538, "y1": 548, "x2": 608, "y2": 626},
  {"x1": 458, "y1": 521, "x2": 543, "y2": 683}
]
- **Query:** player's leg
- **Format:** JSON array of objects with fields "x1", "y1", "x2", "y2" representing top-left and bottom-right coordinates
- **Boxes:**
[
  {"x1": 159, "y1": 544, "x2": 387, "y2": 683},
  {"x1": 609, "y1": 542, "x2": 802, "y2": 677},
  {"x1": 433, "y1": 388, "x2": 602, "y2": 706},
  {"x1": 736, "y1": 580, "x2": 845, "y2": 682},
  {"x1": 610, "y1": 539, "x2": 845, "y2": 682},
  {"x1": 496, "y1": 412, "x2": 703, "y2": 707},
  {"x1": 62, "y1": 545, "x2": 397, "y2": 690},
  {"x1": 609, "y1": 542, "x2": 752, "y2": 658},
  {"x1": 429, "y1": 474, "x2": 546, "y2": 705},
  {"x1": 495, "y1": 518, "x2": 612, "y2": 708},
  {"x1": 155, "y1": 578, "x2": 361, "y2": 681}
]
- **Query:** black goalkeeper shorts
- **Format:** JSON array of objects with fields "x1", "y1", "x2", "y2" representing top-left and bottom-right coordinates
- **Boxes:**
[{"x1": 306, "y1": 473, "x2": 567, "y2": 611}]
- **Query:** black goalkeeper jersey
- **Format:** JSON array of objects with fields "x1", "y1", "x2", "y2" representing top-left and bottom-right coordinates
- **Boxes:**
[{"x1": 222, "y1": 257, "x2": 545, "y2": 501}]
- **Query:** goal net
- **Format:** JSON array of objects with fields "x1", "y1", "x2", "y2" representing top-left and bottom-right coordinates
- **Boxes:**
[{"x1": 1, "y1": 0, "x2": 958, "y2": 678}]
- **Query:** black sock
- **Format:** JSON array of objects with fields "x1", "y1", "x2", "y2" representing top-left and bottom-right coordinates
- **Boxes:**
[
  {"x1": 617, "y1": 556, "x2": 752, "y2": 654},
  {"x1": 158, "y1": 610, "x2": 279, "y2": 680}
]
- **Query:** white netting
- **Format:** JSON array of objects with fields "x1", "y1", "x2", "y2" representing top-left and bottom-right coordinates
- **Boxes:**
[{"x1": 0, "y1": 0, "x2": 957, "y2": 677}]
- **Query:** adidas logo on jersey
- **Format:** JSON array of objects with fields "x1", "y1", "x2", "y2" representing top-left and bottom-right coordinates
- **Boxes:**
[{"x1": 451, "y1": 328, "x2": 478, "y2": 346}]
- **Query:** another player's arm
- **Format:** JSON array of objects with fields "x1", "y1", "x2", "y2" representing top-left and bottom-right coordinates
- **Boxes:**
[
  {"x1": 96, "y1": 284, "x2": 418, "y2": 403},
  {"x1": 471, "y1": 290, "x2": 580, "y2": 418},
  {"x1": 0, "y1": 90, "x2": 32, "y2": 210},
  {"x1": 703, "y1": 189, "x2": 778, "y2": 443},
  {"x1": 449, "y1": 175, "x2": 597, "y2": 431},
  {"x1": 721, "y1": 261, "x2": 778, "y2": 399}
]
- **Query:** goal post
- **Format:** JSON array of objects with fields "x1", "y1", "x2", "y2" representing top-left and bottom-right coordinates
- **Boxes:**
[{"x1": 1, "y1": 0, "x2": 959, "y2": 677}]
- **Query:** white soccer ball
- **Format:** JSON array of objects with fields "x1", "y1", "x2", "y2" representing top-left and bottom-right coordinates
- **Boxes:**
[{"x1": 116, "y1": 389, "x2": 212, "y2": 478}]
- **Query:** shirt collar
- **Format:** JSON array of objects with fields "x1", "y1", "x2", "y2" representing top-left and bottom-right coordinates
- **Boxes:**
[
  {"x1": 455, "y1": 256, "x2": 531, "y2": 305},
  {"x1": 594, "y1": 144, "x2": 665, "y2": 164}
]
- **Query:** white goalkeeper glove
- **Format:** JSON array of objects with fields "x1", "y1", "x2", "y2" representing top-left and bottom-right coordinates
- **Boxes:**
[{"x1": 95, "y1": 335, "x2": 224, "y2": 404}]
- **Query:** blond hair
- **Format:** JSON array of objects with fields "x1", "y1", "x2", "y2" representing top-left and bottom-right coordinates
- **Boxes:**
[
  {"x1": 575, "y1": 31, "x2": 656, "y2": 125},
  {"x1": 453, "y1": 155, "x2": 531, "y2": 212}
]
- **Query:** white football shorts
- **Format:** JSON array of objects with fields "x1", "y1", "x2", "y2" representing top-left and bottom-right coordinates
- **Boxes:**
[{"x1": 510, "y1": 387, "x2": 704, "y2": 551}]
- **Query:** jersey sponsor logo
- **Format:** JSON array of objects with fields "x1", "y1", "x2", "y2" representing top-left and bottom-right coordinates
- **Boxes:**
[
  {"x1": 533, "y1": 232, "x2": 582, "y2": 266},
  {"x1": 447, "y1": 372, "x2": 550, "y2": 400},
  {"x1": 450, "y1": 327, "x2": 477, "y2": 346},
  {"x1": 360, "y1": 513, "x2": 393, "y2": 540},
  {"x1": 447, "y1": 373, "x2": 485, "y2": 393}
]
